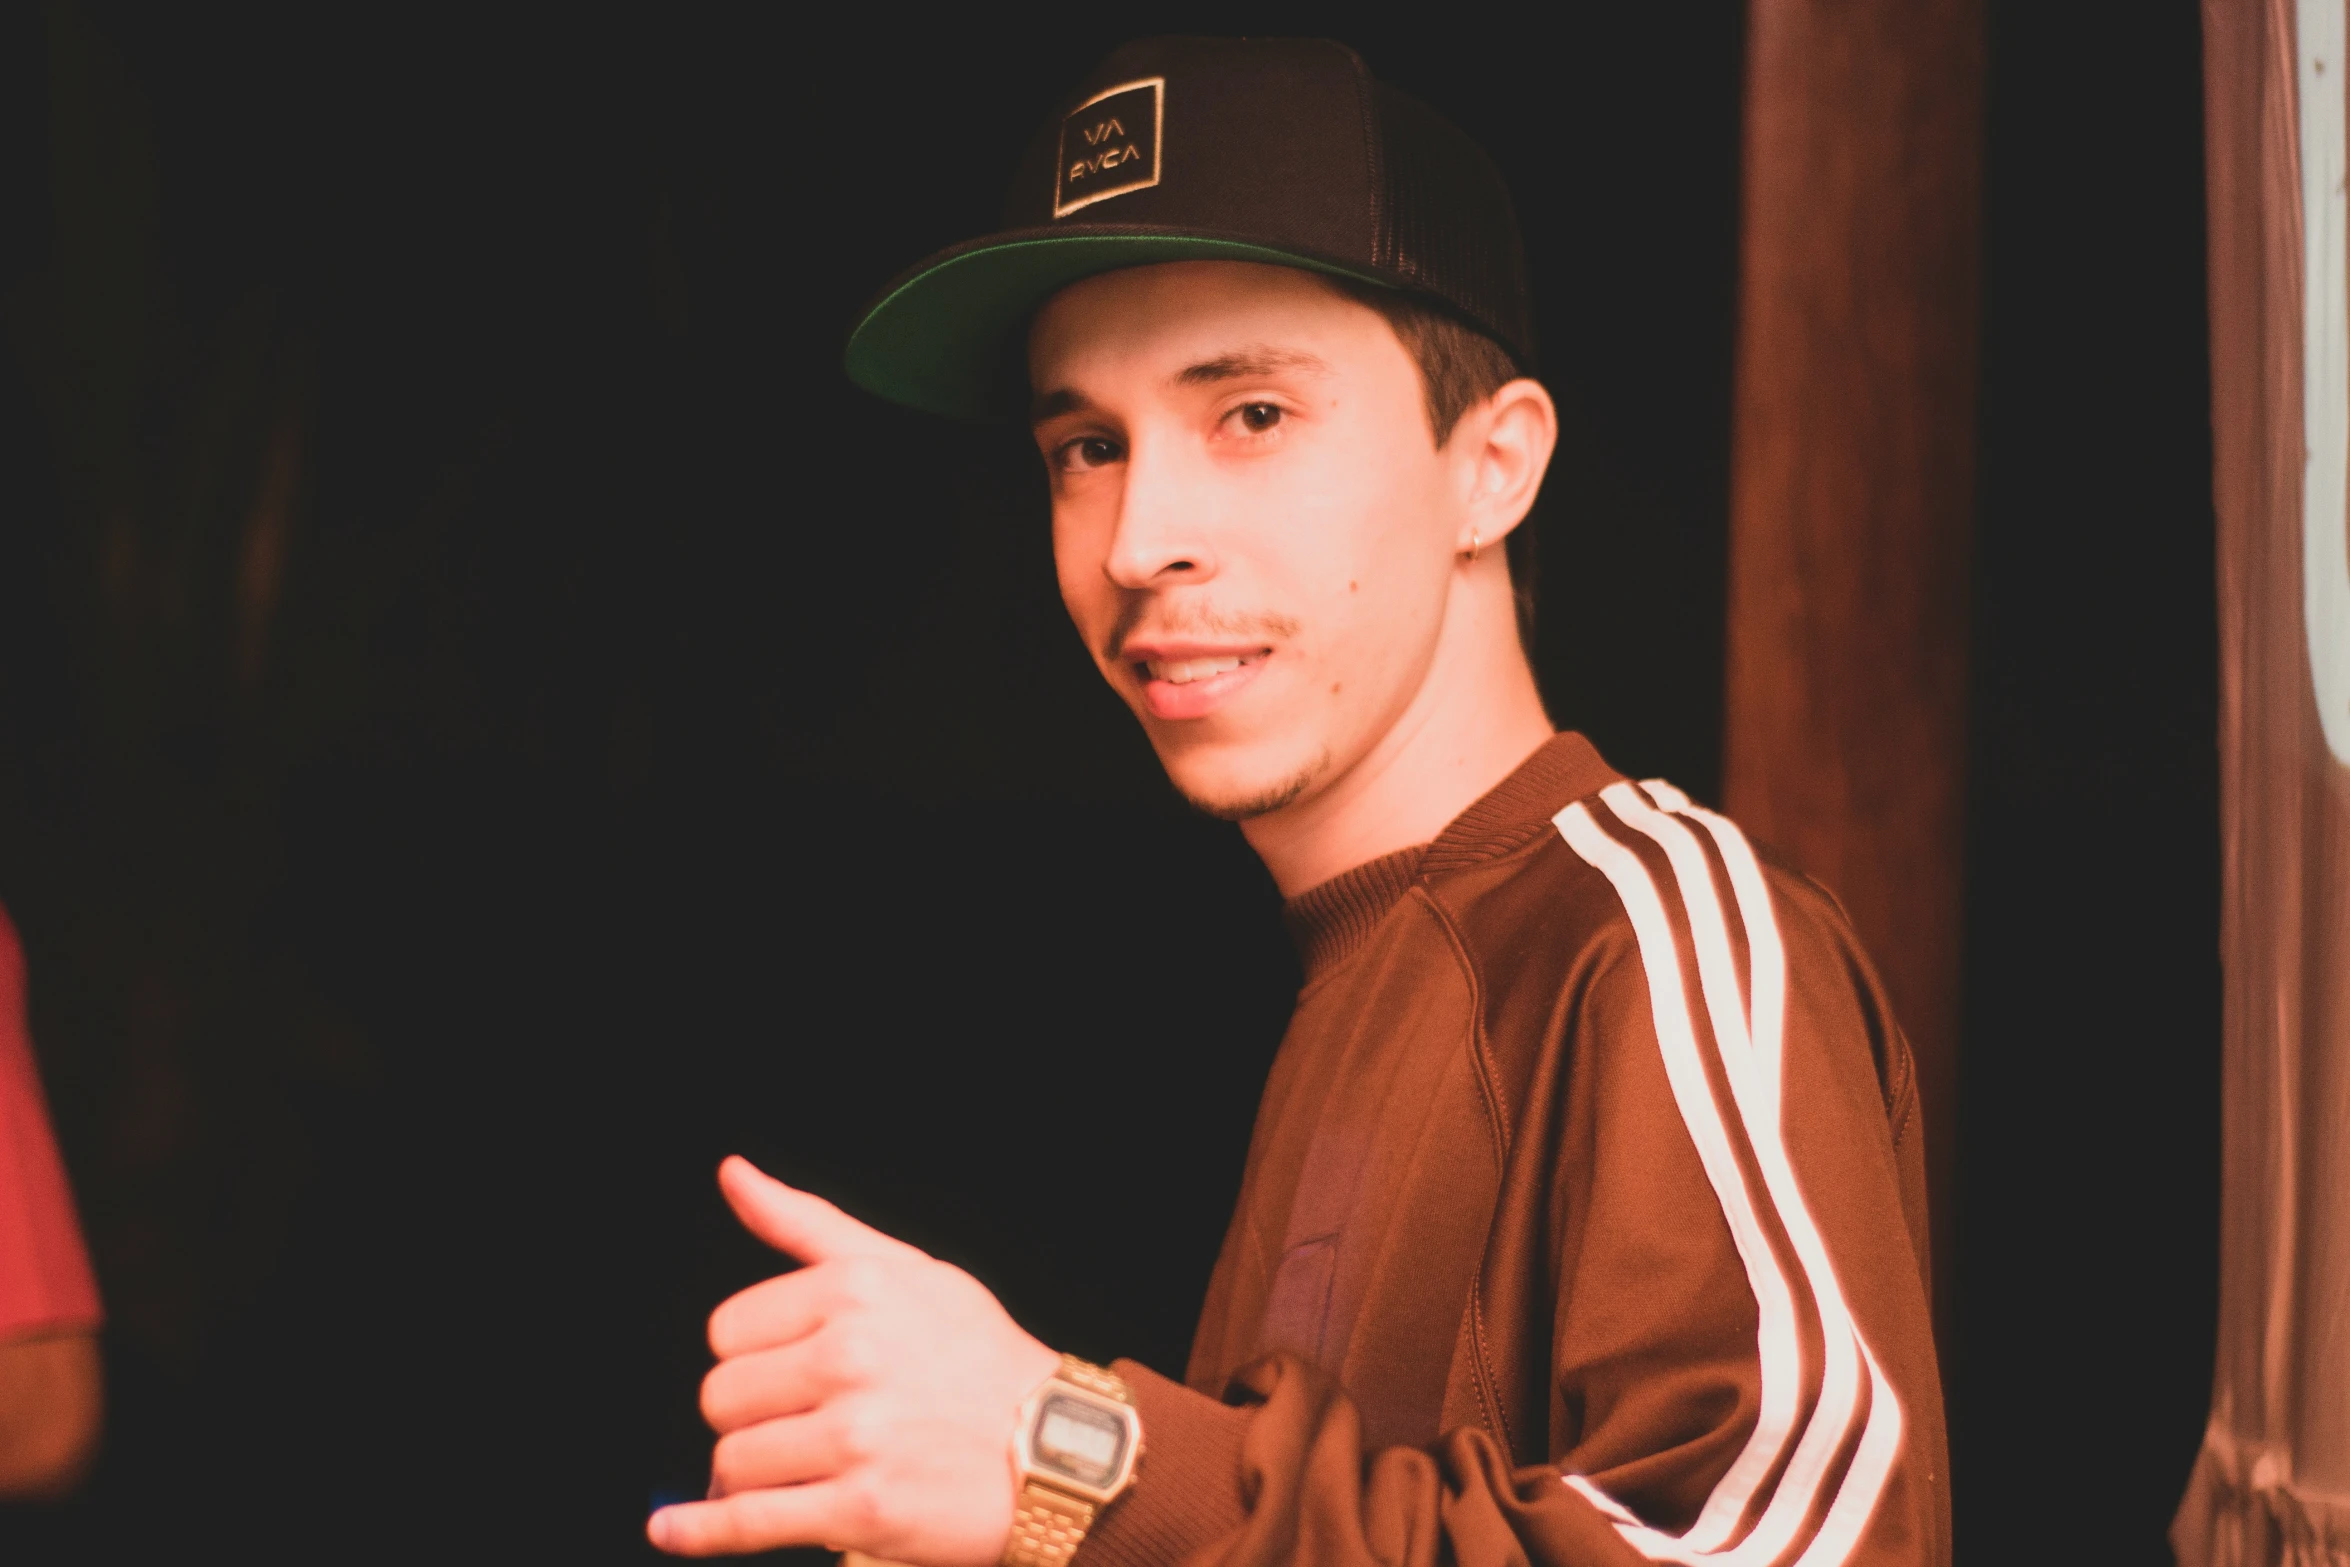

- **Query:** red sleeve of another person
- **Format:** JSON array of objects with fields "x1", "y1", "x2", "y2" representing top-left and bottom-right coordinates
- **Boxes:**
[{"x1": 0, "y1": 903, "x2": 101, "y2": 1340}]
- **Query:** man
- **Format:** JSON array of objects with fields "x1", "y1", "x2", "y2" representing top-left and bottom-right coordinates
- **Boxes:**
[{"x1": 650, "y1": 36, "x2": 1947, "y2": 1567}]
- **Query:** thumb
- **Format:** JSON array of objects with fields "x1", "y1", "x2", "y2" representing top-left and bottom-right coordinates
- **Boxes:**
[{"x1": 716, "y1": 1155, "x2": 910, "y2": 1264}]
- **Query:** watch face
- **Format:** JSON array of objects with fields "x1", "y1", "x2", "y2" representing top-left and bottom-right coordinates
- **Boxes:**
[{"x1": 1031, "y1": 1392, "x2": 1131, "y2": 1491}]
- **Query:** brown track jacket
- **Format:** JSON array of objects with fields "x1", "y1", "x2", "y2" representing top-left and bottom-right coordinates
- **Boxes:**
[{"x1": 1078, "y1": 734, "x2": 1949, "y2": 1567}]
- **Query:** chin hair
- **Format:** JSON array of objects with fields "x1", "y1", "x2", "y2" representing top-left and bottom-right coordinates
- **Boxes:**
[{"x1": 1176, "y1": 750, "x2": 1331, "y2": 823}]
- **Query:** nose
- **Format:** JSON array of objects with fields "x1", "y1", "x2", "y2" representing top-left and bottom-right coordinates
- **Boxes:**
[{"x1": 1102, "y1": 436, "x2": 1216, "y2": 590}]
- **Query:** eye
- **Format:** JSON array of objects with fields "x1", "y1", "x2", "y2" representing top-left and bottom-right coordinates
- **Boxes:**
[
  {"x1": 1234, "y1": 402, "x2": 1283, "y2": 433},
  {"x1": 1055, "y1": 435, "x2": 1125, "y2": 471}
]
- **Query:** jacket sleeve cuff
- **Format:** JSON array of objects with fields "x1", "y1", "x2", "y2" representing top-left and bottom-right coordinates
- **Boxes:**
[{"x1": 1071, "y1": 1360, "x2": 1252, "y2": 1567}]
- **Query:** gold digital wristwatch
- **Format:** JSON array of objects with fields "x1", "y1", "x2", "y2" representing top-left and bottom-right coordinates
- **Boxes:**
[{"x1": 1002, "y1": 1356, "x2": 1142, "y2": 1567}]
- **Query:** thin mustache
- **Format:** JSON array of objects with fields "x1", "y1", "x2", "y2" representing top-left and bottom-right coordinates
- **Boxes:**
[{"x1": 1106, "y1": 600, "x2": 1301, "y2": 664}]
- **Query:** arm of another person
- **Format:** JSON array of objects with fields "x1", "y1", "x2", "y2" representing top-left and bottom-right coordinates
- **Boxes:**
[
  {"x1": 0, "y1": 902, "x2": 107, "y2": 1502},
  {"x1": 0, "y1": 1330, "x2": 101, "y2": 1499}
]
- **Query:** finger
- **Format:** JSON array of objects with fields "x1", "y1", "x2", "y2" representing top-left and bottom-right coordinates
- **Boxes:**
[
  {"x1": 701, "y1": 1335, "x2": 833, "y2": 1433},
  {"x1": 706, "y1": 1268, "x2": 831, "y2": 1360},
  {"x1": 647, "y1": 1482, "x2": 856, "y2": 1558},
  {"x1": 717, "y1": 1155, "x2": 912, "y2": 1266},
  {"x1": 708, "y1": 1408, "x2": 844, "y2": 1495}
]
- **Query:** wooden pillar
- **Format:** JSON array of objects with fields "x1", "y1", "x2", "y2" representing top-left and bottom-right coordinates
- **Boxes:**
[{"x1": 1723, "y1": 0, "x2": 1984, "y2": 1344}]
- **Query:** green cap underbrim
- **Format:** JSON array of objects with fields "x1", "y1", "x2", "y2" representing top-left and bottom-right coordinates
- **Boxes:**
[{"x1": 843, "y1": 231, "x2": 1392, "y2": 423}]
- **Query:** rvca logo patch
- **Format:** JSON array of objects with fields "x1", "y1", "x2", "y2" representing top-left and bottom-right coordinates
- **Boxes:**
[{"x1": 1054, "y1": 78, "x2": 1163, "y2": 218}]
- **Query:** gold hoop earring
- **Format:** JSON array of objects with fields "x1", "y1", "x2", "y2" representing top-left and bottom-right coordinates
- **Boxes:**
[{"x1": 1468, "y1": 531, "x2": 1482, "y2": 563}]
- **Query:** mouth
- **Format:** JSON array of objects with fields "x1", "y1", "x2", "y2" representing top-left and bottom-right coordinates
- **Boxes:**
[
  {"x1": 1126, "y1": 646, "x2": 1272, "y2": 721},
  {"x1": 1142, "y1": 652, "x2": 1260, "y2": 685}
]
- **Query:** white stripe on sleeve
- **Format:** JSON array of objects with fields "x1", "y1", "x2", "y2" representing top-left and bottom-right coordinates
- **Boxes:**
[{"x1": 1550, "y1": 787, "x2": 1902, "y2": 1567}]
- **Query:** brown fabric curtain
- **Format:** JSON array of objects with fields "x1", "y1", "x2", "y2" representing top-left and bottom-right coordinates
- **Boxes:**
[{"x1": 2177, "y1": 3, "x2": 2350, "y2": 1562}]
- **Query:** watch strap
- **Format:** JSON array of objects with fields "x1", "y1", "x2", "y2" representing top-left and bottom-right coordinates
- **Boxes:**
[
  {"x1": 1050, "y1": 1355, "x2": 1133, "y2": 1404},
  {"x1": 1003, "y1": 1485, "x2": 1097, "y2": 1567}
]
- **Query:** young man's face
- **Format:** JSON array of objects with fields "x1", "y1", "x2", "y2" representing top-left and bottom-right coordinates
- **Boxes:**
[{"x1": 1029, "y1": 261, "x2": 1472, "y2": 819}]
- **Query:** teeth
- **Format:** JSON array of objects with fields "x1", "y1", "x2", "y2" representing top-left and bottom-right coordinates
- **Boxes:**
[{"x1": 1147, "y1": 655, "x2": 1249, "y2": 685}]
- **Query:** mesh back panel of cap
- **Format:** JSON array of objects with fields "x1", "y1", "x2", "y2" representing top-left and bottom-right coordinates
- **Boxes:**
[{"x1": 1374, "y1": 84, "x2": 1536, "y2": 369}]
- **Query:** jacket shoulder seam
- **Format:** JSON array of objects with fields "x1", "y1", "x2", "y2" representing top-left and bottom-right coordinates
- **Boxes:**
[{"x1": 1406, "y1": 884, "x2": 1512, "y2": 1169}]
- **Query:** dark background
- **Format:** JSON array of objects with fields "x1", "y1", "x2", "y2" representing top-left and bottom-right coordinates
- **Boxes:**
[{"x1": 0, "y1": 4, "x2": 2215, "y2": 1562}]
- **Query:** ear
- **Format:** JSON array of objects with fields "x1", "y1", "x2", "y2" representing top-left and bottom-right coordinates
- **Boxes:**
[{"x1": 1451, "y1": 378, "x2": 1558, "y2": 553}]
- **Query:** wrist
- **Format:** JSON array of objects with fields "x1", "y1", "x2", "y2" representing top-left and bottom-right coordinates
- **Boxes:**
[{"x1": 1001, "y1": 1356, "x2": 1143, "y2": 1567}]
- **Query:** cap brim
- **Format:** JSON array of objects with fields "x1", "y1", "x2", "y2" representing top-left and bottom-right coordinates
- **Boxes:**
[{"x1": 844, "y1": 228, "x2": 1390, "y2": 422}]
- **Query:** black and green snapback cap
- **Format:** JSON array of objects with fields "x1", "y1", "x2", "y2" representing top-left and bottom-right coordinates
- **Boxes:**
[{"x1": 844, "y1": 35, "x2": 1535, "y2": 421}]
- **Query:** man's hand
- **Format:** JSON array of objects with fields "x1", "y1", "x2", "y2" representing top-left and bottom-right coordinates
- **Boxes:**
[{"x1": 648, "y1": 1156, "x2": 1061, "y2": 1563}]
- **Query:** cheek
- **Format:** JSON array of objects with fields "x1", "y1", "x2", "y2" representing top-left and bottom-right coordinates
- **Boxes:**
[
  {"x1": 1051, "y1": 500, "x2": 1114, "y2": 647},
  {"x1": 1280, "y1": 442, "x2": 1451, "y2": 628}
]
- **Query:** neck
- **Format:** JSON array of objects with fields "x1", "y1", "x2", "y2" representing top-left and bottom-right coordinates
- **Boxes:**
[{"x1": 1241, "y1": 559, "x2": 1555, "y2": 897}]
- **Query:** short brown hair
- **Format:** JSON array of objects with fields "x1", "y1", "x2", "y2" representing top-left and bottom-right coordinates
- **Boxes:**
[{"x1": 1336, "y1": 281, "x2": 1538, "y2": 652}]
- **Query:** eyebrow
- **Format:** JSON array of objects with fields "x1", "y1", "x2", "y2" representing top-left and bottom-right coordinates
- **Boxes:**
[
  {"x1": 1029, "y1": 345, "x2": 1334, "y2": 428},
  {"x1": 1173, "y1": 346, "x2": 1333, "y2": 385},
  {"x1": 1030, "y1": 387, "x2": 1092, "y2": 426}
]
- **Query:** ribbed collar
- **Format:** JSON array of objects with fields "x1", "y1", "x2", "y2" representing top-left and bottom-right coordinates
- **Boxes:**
[
  {"x1": 1283, "y1": 843, "x2": 1428, "y2": 982},
  {"x1": 1280, "y1": 732, "x2": 1622, "y2": 983}
]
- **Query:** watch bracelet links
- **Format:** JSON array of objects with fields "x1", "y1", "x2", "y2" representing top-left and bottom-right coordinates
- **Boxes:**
[
  {"x1": 1052, "y1": 1355, "x2": 1134, "y2": 1406},
  {"x1": 1003, "y1": 1486, "x2": 1096, "y2": 1567},
  {"x1": 1001, "y1": 1357, "x2": 1136, "y2": 1567}
]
